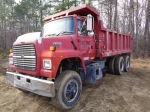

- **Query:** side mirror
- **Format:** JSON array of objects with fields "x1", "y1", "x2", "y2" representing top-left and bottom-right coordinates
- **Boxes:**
[
  {"x1": 88, "y1": 31, "x2": 94, "y2": 36},
  {"x1": 87, "y1": 14, "x2": 93, "y2": 31}
]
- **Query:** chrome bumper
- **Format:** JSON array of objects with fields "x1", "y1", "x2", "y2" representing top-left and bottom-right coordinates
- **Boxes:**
[{"x1": 6, "y1": 71, "x2": 55, "y2": 97}]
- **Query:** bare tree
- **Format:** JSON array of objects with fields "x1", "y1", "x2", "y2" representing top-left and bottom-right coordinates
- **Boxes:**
[
  {"x1": 113, "y1": 0, "x2": 117, "y2": 31},
  {"x1": 142, "y1": 0, "x2": 150, "y2": 58},
  {"x1": 135, "y1": 0, "x2": 139, "y2": 58}
]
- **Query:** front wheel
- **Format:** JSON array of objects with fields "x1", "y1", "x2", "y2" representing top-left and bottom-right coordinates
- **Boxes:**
[{"x1": 52, "y1": 70, "x2": 82, "y2": 110}]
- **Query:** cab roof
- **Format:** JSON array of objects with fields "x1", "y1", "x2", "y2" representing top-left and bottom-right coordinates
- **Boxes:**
[{"x1": 44, "y1": 4, "x2": 99, "y2": 21}]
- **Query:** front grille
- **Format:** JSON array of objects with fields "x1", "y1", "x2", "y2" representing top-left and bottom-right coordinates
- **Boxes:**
[{"x1": 13, "y1": 44, "x2": 36, "y2": 70}]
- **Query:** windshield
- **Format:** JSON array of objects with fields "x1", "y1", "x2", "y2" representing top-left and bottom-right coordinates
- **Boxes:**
[{"x1": 42, "y1": 17, "x2": 75, "y2": 37}]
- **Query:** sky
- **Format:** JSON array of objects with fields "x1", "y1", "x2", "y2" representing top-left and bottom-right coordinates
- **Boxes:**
[
  {"x1": 15, "y1": 0, "x2": 21, "y2": 3},
  {"x1": 15, "y1": 0, "x2": 98, "y2": 4}
]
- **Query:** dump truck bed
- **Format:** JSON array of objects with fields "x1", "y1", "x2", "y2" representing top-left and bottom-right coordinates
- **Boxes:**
[{"x1": 95, "y1": 29, "x2": 132, "y2": 59}]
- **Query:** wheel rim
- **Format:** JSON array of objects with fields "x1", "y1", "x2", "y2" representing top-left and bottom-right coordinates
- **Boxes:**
[
  {"x1": 64, "y1": 79, "x2": 78, "y2": 102},
  {"x1": 127, "y1": 58, "x2": 130, "y2": 69},
  {"x1": 120, "y1": 59, "x2": 124, "y2": 72}
]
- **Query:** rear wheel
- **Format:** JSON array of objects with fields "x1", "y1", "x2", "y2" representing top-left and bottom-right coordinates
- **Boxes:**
[
  {"x1": 114, "y1": 56, "x2": 124, "y2": 75},
  {"x1": 124, "y1": 55, "x2": 130, "y2": 72},
  {"x1": 108, "y1": 57, "x2": 116, "y2": 74},
  {"x1": 52, "y1": 70, "x2": 82, "y2": 110}
]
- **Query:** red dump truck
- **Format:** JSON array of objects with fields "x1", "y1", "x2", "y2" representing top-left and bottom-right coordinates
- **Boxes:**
[{"x1": 6, "y1": 4, "x2": 132, "y2": 110}]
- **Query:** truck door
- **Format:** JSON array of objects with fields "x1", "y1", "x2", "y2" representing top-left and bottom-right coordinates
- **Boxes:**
[{"x1": 77, "y1": 19, "x2": 96, "y2": 61}]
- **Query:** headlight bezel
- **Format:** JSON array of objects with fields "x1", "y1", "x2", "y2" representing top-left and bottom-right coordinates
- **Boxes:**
[
  {"x1": 43, "y1": 60, "x2": 52, "y2": 69},
  {"x1": 9, "y1": 58, "x2": 13, "y2": 65}
]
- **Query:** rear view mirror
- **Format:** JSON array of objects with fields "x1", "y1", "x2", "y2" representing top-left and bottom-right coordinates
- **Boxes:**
[
  {"x1": 88, "y1": 31, "x2": 94, "y2": 36},
  {"x1": 87, "y1": 14, "x2": 93, "y2": 31}
]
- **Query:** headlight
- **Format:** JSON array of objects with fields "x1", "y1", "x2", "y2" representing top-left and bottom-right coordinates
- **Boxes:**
[
  {"x1": 43, "y1": 60, "x2": 52, "y2": 69},
  {"x1": 9, "y1": 58, "x2": 13, "y2": 65}
]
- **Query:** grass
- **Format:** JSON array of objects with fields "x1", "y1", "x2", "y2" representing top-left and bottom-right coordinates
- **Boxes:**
[{"x1": 0, "y1": 49, "x2": 10, "y2": 59}]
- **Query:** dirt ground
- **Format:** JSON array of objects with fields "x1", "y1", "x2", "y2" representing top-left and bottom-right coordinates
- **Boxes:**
[{"x1": 0, "y1": 58, "x2": 150, "y2": 112}]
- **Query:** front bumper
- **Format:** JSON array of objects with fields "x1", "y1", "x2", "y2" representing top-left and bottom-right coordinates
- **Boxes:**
[{"x1": 6, "y1": 71, "x2": 55, "y2": 97}]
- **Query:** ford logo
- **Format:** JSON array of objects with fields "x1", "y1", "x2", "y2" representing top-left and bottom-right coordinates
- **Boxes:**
[{"x1": 21, "y1": 55, "x2": 24, "y2": 59}]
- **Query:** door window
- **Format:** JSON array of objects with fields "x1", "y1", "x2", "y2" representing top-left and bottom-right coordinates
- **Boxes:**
[{"x1": 77, "y1": 20, "x2": 87, "y2": 35}]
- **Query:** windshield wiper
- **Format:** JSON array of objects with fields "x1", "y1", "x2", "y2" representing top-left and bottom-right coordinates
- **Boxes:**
[
  {"x1": 57, "y1": 31, "x2": 73, "y2": 36},
  {"x1": 45, "y1": 33, "x2": 57, "y2": 37}
]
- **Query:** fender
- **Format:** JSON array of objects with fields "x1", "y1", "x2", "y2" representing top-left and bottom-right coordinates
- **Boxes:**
[{"x1": 40, "y1": 50, "x2": 86, "y2": 78}]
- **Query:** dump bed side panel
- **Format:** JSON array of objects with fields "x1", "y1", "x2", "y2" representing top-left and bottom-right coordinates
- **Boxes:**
[{"x1": 95, "y1": 30, "x2": 132, "y2": 59}]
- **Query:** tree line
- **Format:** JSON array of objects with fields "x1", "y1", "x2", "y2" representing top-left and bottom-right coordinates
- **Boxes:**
[{"x1": 0, "y1": 0, "x2": 150, "y2": 58}]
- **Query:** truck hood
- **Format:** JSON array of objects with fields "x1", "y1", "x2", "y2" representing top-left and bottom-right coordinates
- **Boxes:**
[{"x1": 14, "y1": 32, "x2": 41, "y2": 45}]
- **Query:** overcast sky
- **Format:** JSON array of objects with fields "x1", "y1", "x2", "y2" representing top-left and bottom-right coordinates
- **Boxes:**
[
  {"x1": 15, "y1": 0, "x2": 21, "y2": 3},
  {"x1": 15, "y1": 0, "x2": 98, "y2": 4}
]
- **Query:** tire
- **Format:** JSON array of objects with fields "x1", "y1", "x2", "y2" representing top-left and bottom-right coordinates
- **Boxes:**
[
  {"x1": 124, "y1": 55, "x2": 130, "y2": 72},
  {"x1": 52, "y1": 70, "x2": 82, "y2": 110},
  {"x1": 114, "y1": 56, "x2": 124, "y2": 75},
  {"x1": 108, "y1": 57, "x2": 116, "y2": 74},
  {"x1": 102, "y1": 69, "x2": 106, "y2": 77}
]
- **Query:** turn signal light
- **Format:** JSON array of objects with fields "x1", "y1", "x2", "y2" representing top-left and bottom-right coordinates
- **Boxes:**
[
  {"x1": 50, "y1": 46, "x2": 56, "y2": 51},
  {"x1": 74, "y1": 14, "x2": 77, "y2": 16},
  {"x1": 10, "y1": 49, "x2": 13, "y2": 53}
]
